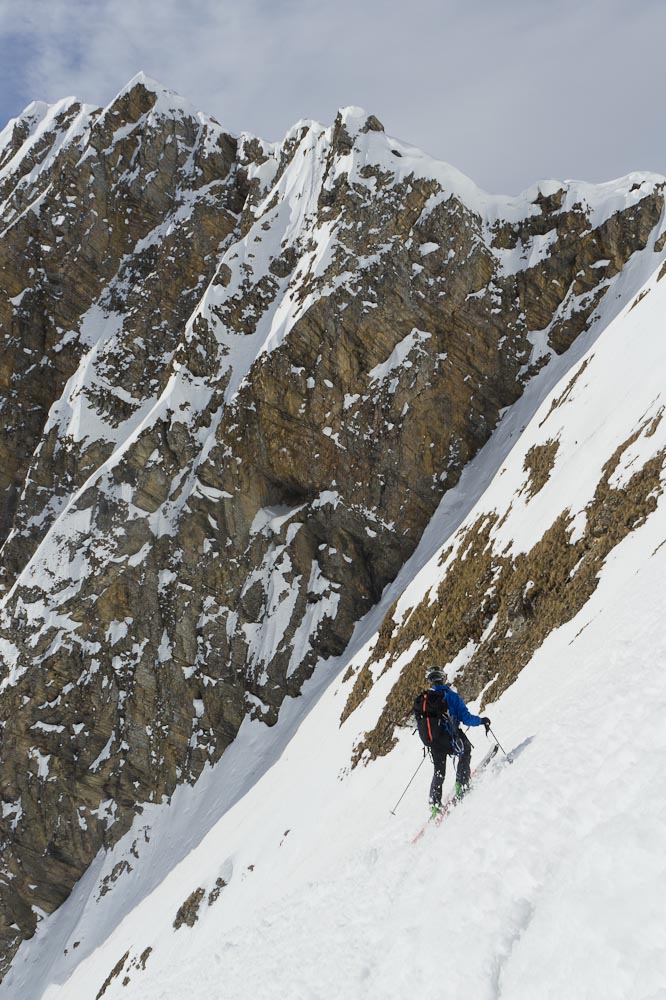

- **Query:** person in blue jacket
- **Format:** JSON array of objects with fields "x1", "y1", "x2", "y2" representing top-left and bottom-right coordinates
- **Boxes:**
[{"x1": 425, "y1": 667, "x2": 490, "y2": 813}]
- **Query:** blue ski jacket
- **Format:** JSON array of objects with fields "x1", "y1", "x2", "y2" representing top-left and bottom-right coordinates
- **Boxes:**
[{"x1": 432, "y1": 684, "x2": 484, "y2": 730}]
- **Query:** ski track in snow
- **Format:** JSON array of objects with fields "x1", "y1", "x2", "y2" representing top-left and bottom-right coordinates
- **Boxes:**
[
  {"x1": 3, "y1": 83, "x2": 666, "y2": 1000},
  {"x1": 137, "y1": 536, "x2": 666, "y2": 1000},
  {"x1": 5, "y1": 263, "x2": 666, "y2": 1000}
]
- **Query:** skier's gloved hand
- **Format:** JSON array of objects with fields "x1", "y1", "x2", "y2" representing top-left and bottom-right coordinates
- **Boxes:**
[{"x1": 481, "y1": 717, "x2": 491, "y2": 734}]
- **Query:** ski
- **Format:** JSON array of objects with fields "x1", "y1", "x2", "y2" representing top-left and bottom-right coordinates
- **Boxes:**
[{"x1": 411, "y1": 743, "x2": 499, "y2": 844}]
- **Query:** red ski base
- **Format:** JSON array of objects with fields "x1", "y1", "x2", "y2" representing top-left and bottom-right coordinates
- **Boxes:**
[{"x1": 411, "y1": 743, "x2": 499, "y2": 844}]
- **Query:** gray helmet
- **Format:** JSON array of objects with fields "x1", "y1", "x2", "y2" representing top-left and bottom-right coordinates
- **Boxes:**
[{"x1": 426, "y1": 667, "x2": 446, "y2": 685}]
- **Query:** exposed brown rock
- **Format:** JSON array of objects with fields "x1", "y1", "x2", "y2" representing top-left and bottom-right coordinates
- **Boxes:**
[
  {"x1": 96, "y1": 950, "x2": 130, "y2": 999},
  {"x1": 173, "y1": 887, "x2": 206, "y2": 929},
  {"x1": 0, "y1": 81, "x2": 664, "y2": 977},
  {"x1": 207, "y1": 878, "x2": 227, "y2": 906},
  {"x1": 522, "y1": 440, "x2": 559, "y2": 498},
  {"x1": 348, "y1": 433, "x2": 666, "y2": 763}
]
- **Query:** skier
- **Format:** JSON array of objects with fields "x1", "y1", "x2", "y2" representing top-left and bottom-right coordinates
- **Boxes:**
[{"x1": 418, "y1": 667, "x2": 491, "y2": 815}]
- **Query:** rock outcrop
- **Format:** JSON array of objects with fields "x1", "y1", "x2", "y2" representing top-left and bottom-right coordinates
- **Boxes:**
[{"x1": 0, "y1": 75, "x2": 664, "y2": 975}]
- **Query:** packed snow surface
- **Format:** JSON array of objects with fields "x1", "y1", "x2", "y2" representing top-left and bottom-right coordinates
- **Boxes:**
[
  {"x1": 10, "y1": 498, "x2": 666, "y2": 1000},
  {"x1": 5, "y1": 249, "x2": 666, "y2": 1000},
  {"x1": 3, "y1": 79, "x2": 666, "y2": 998}
]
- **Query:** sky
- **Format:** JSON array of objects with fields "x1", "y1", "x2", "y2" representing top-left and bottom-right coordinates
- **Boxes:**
[{"x1": 0, "y1": 0, "x2": 664, "y2": 194}]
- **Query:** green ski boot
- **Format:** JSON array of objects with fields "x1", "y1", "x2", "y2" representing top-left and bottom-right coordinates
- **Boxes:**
[{"x1": 455, "y1": 780, "x2": 467, "y2": 800}]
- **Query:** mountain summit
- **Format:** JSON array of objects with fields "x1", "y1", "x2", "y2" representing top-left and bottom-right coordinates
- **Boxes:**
[{"x1": 0, "y1": 77, "x2": 665, "y2": 987}]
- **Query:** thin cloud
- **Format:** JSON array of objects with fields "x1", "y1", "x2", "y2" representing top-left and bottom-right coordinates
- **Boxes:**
[{"x1": 0, "y1": 0, "x2": 664, "y2": 193}]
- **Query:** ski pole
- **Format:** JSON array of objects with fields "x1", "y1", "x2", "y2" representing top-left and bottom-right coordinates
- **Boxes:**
[
  {"x1": 488, "y1": 727, "x2": 512, "y2": 763},
  {"x1": 390, "y1": 755, "x2": 426, "y2": 815}
]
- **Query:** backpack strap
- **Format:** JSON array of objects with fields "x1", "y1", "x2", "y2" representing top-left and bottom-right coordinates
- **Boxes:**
[{"x1": 422, "y1": 693, "x2": 434, "y2": 743}]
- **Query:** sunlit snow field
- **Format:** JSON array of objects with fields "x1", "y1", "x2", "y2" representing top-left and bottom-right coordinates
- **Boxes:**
[
  {"x1": 4, "y1": 144, "x2": 666, "y2": 999},
  {"x1": 13, "y1": 499, "x2": 665, "y2": 1000}
]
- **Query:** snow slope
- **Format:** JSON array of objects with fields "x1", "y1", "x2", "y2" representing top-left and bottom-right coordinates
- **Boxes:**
[{"x1": 5, "y1": 211, "x2": 666, "y2": 1000}]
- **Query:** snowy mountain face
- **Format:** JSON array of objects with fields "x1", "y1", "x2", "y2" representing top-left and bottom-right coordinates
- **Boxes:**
[{"x1": 0, "y1": 74, "x2": 665, "y2": 987}]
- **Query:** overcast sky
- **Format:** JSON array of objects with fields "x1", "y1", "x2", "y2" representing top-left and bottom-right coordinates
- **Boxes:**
[{"x1": 0, "y1": 0, "x2": 663, "y2": 194}]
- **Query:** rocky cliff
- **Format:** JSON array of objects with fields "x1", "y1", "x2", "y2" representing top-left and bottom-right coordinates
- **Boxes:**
[{"x1": 0, "y1": 73, "x2": 664, "y2": 975}]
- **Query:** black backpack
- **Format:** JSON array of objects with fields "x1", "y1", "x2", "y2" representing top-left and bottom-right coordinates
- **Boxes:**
[{"x1": 413, "y1": 689, "x2": 453, "y2": 749}]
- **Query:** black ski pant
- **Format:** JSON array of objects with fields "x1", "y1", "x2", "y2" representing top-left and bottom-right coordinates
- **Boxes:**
[{"x1": 429, "y1": 731, "x2": 473, "y2": 805}]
